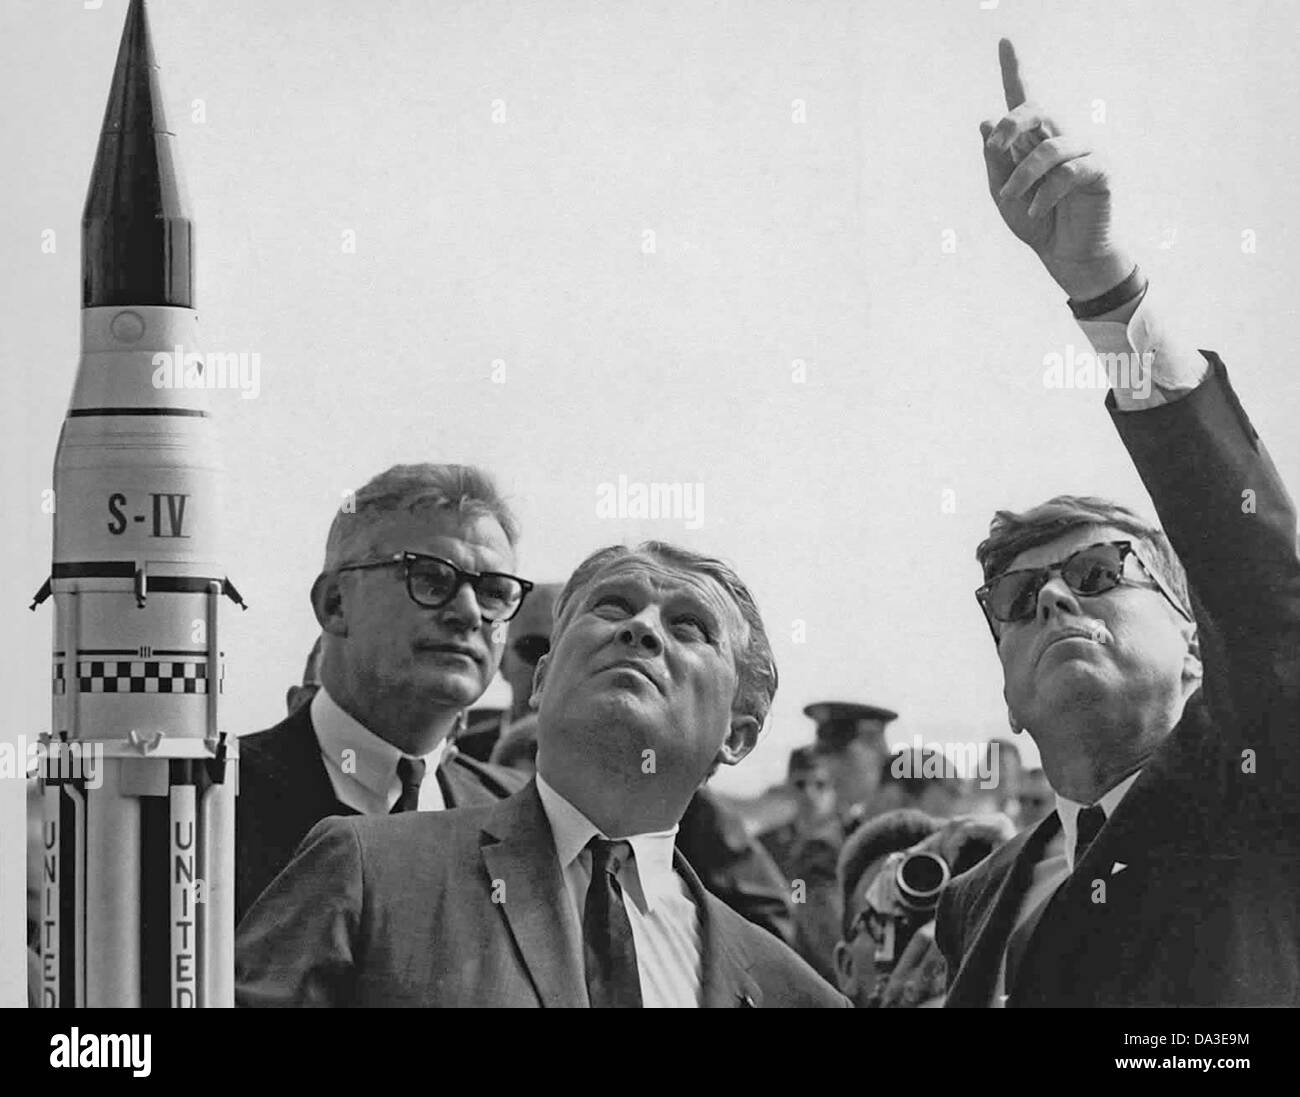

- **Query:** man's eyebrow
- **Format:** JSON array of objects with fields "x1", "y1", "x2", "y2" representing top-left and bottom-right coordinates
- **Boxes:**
[{"x1": 584, "y1": 574, "x2": 645, "y2": 600}]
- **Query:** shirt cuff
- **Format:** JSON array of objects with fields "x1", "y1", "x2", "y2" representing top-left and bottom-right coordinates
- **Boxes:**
[{"x1": 1075, "y1": 282, "x2": 1209, "y2": 410}]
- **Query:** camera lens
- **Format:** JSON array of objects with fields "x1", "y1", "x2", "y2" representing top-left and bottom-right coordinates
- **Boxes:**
[{"x1": 895, "y1": 851, "x2": 950, "y2": 913}]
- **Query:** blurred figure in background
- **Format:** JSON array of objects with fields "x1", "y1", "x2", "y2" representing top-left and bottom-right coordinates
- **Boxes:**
[
  {"x1": 1015, "y1": 767, "x2": 1054, "y2": 830},
  {"x1": 835, "y1": 810, "x2": 1014, "y2": 1008},
  {"x1": 808, "y1": 701, "x2": 896, "y2": 818},
  {"x1": 461, "y1": 583, "x2": 563, "y2": 762},
  {"x1": 285, "y1": 635, "x2": 323, "y2": 716},
  {"x1": 870, "y1": 748, "x2": 966, "y2": 820},
  {"x1": 759, "y1": 747, "x2": 839, "y2": 880},
  {"x1": 959, "y1": 738, "x2": 1023, "y2": 823},
  {"x1": 779, "y1": 701, "x2": 898, "y2": 980}
]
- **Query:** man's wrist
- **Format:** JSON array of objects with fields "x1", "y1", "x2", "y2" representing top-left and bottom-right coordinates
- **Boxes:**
[
  {"x1": 1041, "y1": 250, "x2": 1135, "y2": 303},
  {"x1": 1068, "y1": 264, "x2": 1146, "y2": 320}
]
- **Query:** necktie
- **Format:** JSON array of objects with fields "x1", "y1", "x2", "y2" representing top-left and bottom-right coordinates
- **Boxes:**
[
  {"x1": 583, "y1": 838, "x2": 643, "y2": 1008},
  {"x1": 391, "y1": 756, "x2": 426, "y2": 813},
  {"x1": 1073, "y1": 803, "x2": 1107, "y2": 866},
  {"x1": 1004, "y1": 806, "x2": 1106, "y2": 1000}
]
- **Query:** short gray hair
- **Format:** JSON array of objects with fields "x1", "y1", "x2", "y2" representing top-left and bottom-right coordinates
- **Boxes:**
[
  {"x1": 551, "y1": 542, "x2": 778, "y2": 729},
  {"x1": 324, "y1": 463, "x2": 519, "y2": 570},
  {"x1": 976, "y1": 494, "x2": 1190, "y2": 613}
]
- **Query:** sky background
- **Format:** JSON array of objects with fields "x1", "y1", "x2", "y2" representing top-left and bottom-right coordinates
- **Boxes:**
[{"x1": 3, "y1": 0, "x2": 1298, "y2": 1003}]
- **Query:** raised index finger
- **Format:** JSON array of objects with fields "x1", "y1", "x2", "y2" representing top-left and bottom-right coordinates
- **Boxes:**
[{"x1": 999, "y1": 38, "x2": 1027, "y2": 109}]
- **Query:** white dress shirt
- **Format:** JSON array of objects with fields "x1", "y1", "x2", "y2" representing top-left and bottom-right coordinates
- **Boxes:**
[
  {"x1": 310, "y1": 686, "x2": 448, "y2": 814},
  {"x1": 991, "y1": 769, "x2": 1142, "y2": 1006},
  {"x1": 535, "y1": 773, "x2": 701, "y2": 1008},
  {"x1": 1076, "y1": 279, "x2": 1209, "y2": 408}
]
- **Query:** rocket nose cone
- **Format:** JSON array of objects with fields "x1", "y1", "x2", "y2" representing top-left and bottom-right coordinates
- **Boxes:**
[{"x1": 83, "y1": 0, "x2": 193, "y2": 309}]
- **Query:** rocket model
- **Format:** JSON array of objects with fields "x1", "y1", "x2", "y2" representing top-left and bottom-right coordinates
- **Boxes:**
[{"x1": 31, "y1": 0, "x2": 243, "y2": 1007}]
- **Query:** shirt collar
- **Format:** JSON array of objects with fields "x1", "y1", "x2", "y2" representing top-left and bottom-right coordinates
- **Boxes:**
[
  {"x1": 310, "y1": 685, "x2": 448, "y2": 798},
  {"x1": 535, "y1": 772, "x2": 680, "y2": 915},
  {"x1": 1055, "y1": 768, "x2": 1141, "y2": 871}
]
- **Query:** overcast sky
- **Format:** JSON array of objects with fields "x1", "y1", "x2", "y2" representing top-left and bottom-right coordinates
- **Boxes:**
[{"x1": 3, "y1": 0, "x2": 1298, "y2": 1002}]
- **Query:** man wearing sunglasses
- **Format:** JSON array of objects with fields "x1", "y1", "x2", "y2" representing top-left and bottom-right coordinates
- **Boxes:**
[
  {"x1": 935, "y1": 41, "x2": 1300, "y2": 1007},
  {"x1": 236, "y1": 540, "x2": 846, "y2": 1006},
  {"x1": 235, "y1": 463, "x2": 528, "y2": 923}
]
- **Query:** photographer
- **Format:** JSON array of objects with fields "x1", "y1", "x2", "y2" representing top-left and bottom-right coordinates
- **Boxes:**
[{"x1": 835, "y1": 812, "x2": 1013, "y2": 1008}]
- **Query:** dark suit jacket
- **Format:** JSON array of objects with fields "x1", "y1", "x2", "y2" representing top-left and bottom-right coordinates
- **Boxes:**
[
  {"x1": 677, "y1": 787, "x2": 795, "y2": 946},
  {"x1": 236, "y1": 703, "x2": 526, "y2": 923},
  {"x1": 937, "y1": 356, "x2": 1300, "y2": 1007},
  {"x1": 235, "y1": 779, "x2": 849, "y2": 1007}
]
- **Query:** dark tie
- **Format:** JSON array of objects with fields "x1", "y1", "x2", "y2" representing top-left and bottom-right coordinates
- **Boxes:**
[
  {"x1": 583, "y1": 838, "x2": 643, "y2": 1008},
  {"x1": 1074, "y1": 803, "x2": 1107, "y2": 866},
  {"x1": 391, "y1": 756, "x2": 425, "y2": 813},
  {"x1": 1004, "y1": 803, "x2": 1109, "y2": 1001}
]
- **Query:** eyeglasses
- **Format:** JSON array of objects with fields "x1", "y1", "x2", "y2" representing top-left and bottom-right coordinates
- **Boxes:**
[
  {"x1": 511, "y1": 634, "x2": 550, "y2": 666},
  {"x1": 975, "y1": 540, "x2": 1191, "y2": 641},
  {"x1": 336, "y1": 551, "x2": 533, "y2": 622}
]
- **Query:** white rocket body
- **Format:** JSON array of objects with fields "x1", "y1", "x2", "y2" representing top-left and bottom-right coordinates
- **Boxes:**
[{"x1": 37, "y1": 0, "x2": 238, "y2": 1010}]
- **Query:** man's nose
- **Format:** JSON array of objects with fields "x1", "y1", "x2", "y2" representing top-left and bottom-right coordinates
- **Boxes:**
[
  {"x1": 617, "y1": 611, "x2": 663, "y2": 655},
  {"x1": 438, "y1": 579, "x2": 483, "y2": 630},
  {"x1": 1036, "y1": 574, "x2": 1083, "y2": 623}
]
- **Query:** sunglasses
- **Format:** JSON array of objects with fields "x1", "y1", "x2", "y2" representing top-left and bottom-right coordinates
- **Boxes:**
[
  {"x1": 975, "y1": 540, "x2": 1191, "y2": 641},
  {"x1": 336, "y1": 551, "x2": 533, "y2": 623},
  {"x1": 510, "y1": 634, "x2": 550, "y2": 666}
]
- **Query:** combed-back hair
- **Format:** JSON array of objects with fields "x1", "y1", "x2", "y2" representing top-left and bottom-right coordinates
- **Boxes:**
[{"x1": 323, "y1": 463, "x2": 519, "y2": 570}]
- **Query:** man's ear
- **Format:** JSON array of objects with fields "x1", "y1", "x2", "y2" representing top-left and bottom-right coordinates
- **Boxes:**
[
  {"x1": 528, "y1": 653, "x2": 550, "y2": 711},
  {"x1": 714, "y1": 713, "x2": 760, "y2": 769},
  {"x1": 832, "y1": 940, "x2": 856, "y2": 996},
  {"x1": 311, "y1": 571, "x2": 348, "y2": 637}
]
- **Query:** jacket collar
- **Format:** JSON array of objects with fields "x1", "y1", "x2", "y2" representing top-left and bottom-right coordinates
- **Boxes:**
[
  {"x1": 479, "y1": 780, "x2": 762, "y2": 1007},
  {"x1": 945, "y1": 810, "x2": 1061, "y2": 1006}
]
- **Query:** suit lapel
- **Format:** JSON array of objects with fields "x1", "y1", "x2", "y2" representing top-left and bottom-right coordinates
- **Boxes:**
[
  {"x1": 479, "y1": 781, "x2": 587, "y2": 1008},
  {"x1": 282, "y1": 706, "x2": 357, "y2": 822},
  {"x1": 947, "y1": 812, "x2": 1061, "y2": 1006},
  {"x1": 675, "y1": 852, "x2": 763, "y2": 1008}
]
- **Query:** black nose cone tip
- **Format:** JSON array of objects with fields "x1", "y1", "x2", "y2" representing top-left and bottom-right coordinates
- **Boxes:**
[{"x1": 82, "y1": 0, "x2": 193, "y2": 309}]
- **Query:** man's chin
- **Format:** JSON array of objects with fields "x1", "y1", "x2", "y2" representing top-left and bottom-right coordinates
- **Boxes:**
[{"x1": 415, "y1": 671, "x2": 485, "y2": 710}]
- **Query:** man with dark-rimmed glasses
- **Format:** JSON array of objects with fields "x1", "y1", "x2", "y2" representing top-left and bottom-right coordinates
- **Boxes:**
[
  {"x1": 235, "y1": 463, "x2": 529, "y2": 923},
  {"x1": 934, "y1": 40, "x2": 1300, "y2": 1007}
]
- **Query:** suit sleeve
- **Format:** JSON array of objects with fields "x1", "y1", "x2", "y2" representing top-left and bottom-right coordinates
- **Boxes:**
[
  {"x1": 235, "y1": 816, "x2": 364, "y2": 1007},
  {"x1": 934, "y1": 877, "x2": 963, "y2": 976},
  {"x1": 1109, "y1": 354, "x2": 1300, "y2": 794}
]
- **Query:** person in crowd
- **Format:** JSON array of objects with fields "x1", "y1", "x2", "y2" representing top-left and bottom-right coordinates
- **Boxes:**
[
  {"x1": 870, "y1": 748, "x2": 966, "y2": 820},
  {"x1": 284, "y1": 635, "x2": 323, "y2": 717},
  {"x1": 836, "y1": 811, "x2": 1013, "y2": 1007},
  {"x1": 236, "y1": 464, "x2": 528, "y2": 922},
  {"x1": 1014, "y1": 768, "x2": 1054, "y2": 830},
  {"x1": 936, "y1": 40, "x2": 1300, "y2": 1007},
  {"x1": 459, "y1": 583, "x2": 563, "y2": 762},
  {"x1": 759, "y1": 747, "x2": 839, "y2": 880},
  {"x1": 236, "y1": 541, "x2": 848, "y2": 1006},
  {"x1": 807, "y1": 701, "x2": 896, "y2": 819}
]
